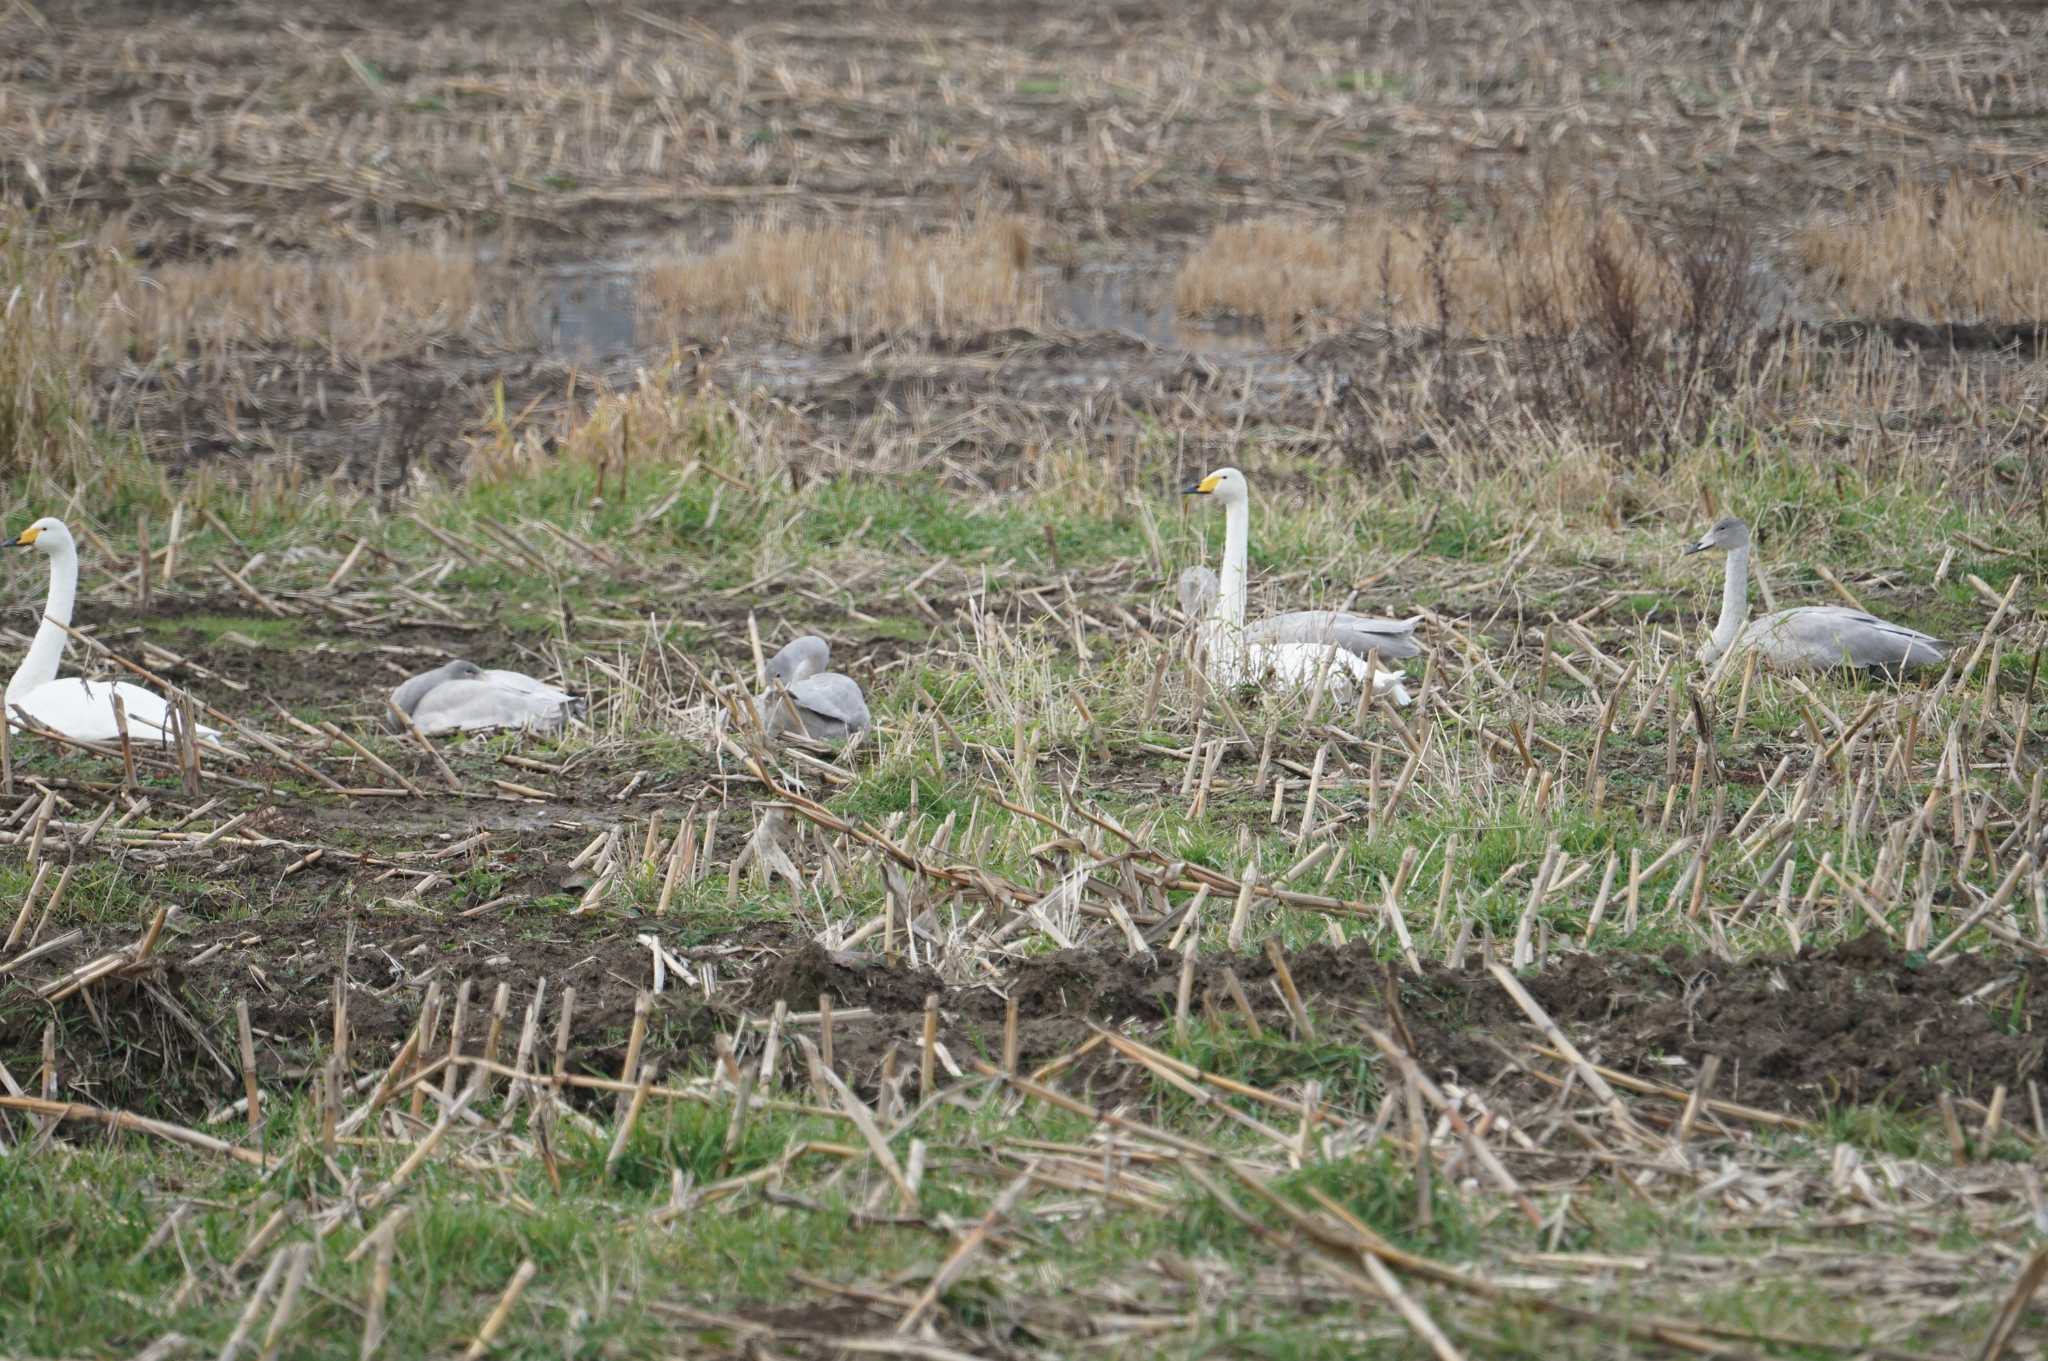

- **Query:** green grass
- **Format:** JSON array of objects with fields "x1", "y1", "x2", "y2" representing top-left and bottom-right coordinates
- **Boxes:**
[{"x1": 174, "y1": 614, "x2": 308, "y2": 647}]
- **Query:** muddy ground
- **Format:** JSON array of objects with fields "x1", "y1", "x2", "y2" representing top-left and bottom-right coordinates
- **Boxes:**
[{"x1": 17, "y1": 903, "x2": 2046, "y2": 1132}]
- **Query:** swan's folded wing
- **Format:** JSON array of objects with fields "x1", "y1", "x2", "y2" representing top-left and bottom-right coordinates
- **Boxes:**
[
  {"x1": 1248, "y1": 610, "x2": 1424, "y2": 660},
  {"x1": 479, "y1": 669, "x2": 576, "y2": 703},
  {"x1": 1752, "y1": 607, "x2": 1945, "y2": 671},
  {"x1": 411, "y1": 680, "x2": 573, "y2": 736},
  {"x1": 789, "y1": 673, "x2": 870, "y2": 737}
]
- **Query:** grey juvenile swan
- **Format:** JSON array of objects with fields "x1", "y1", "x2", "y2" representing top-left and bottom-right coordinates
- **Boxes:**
[
  {"x1": 1685, "y1": 516, "x2": 1945, "y2": 674},
  {"x1": 388, "y1": 660, "x2": 582, "y2": 736},
  {"x1": 757, "y1": 636, "x2": 869, "y2": 741}
]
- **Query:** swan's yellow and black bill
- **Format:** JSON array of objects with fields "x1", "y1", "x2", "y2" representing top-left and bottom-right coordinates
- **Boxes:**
[
  {"x1": 1182, "y1": 474, "x2": 1221, "y2": 495},
  {"x1": 8, "y1": 526, "x2": 39, "y2": 548}
]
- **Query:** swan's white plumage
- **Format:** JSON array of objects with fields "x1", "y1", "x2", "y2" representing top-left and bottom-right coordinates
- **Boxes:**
[
  {"x1": 1205, "y1": 638, "x2": 1415, "y2": 706},
  {"x1": 1183, "y1": 468, "x2": 1414, "y2": 706},
  {"x1": 5, "y1": 517, "x2": 219, "y2": 743},
  {"x1": 1178, "y1": 566, "x2": 1422, "y2": 661},
  {"x1": 10, "y1": 678, "x2": 201, "y2": 743}
]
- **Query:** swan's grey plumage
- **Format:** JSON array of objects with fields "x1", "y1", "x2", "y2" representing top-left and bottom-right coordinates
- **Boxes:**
[
  {"x1": 388, "y1": 659, "x2": 581, "y2": 736},
  {"x1": 1182, "y1": 467, "x2": 1414, "y2": 706},
  {"x1": 1686, "y1": 516, "x2": 1945, "y2": 674},
  {"x1": 757, "y1": 636, "x2": 869, "y2": 741},
  {"x1": 1177, "y1": 566, "x2": 1422, "y2": 661}
]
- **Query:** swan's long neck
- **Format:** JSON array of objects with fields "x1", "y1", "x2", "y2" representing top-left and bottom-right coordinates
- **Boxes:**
[
  {"x1": 8, "y1": 543, "x2": 74, "y2": 703},
  {"x1": 1706, "y1": 545, "x2": 1750, "y2": 662},
  {"x1": 1197, "y1": 496, "x2": 1252, "y2": 674},
  {"x1": 390, "y1": 670, "x2": 444, "y2": 718},
  {"x1": 1216, "y1": 496, "x2": 1249, "y2": 632}
]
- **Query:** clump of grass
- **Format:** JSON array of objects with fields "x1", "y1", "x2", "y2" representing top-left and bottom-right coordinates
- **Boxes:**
[
  {"x1": 0, "y1": 209, "x2": 103, "y2": 478},
  {"x1": 1177, "y1": 195, "x2": 1766, "y2": 467},
  {"x1": 1165, "y1": 1021, "x2": 1382, "y2": 1111},
  {"x1": 1798, "y1": 176, "x2": 2048, "y2": 320},
  {"x1": 645, "y1": 215, "x2": 1040, "y2": 341},
  {"x1": 1172, "y1": 195, "x2": 1680, "y2": 338},
  {"x1": 104, "y1": 243, "x2": 529, "y2": 364}
]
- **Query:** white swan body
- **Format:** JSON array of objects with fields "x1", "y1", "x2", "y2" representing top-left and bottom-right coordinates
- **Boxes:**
[
  {"x1": 1205, "y1": 633, "x2": 1414, "y2": 700},
  {"x1": 1686, "y1": 517, "x2": 1945, "y2": 674},
  {"x1": 5, "y1": 517, "x2": 218, "y2": 744},
  {"x1": 389, "y1": 659, "x2": 580, "y2": 736},
  {"x1": 1178, "y1": 566, "x2": 1422, "y2": 661},
  {"x1": 757, "y1": 636, "x2": 869, "y2": 741},
  {"x1": 1183, "y1": 468, "x2": 1413, "y2": 706}
]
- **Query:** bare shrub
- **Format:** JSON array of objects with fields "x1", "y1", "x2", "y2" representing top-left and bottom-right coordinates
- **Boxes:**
[
  {"x1": 1507, "y1": 209, "x2": 1765, "y2": 470},
  {"x1": 645, "y1": 217, "x2": 1040, "y2": 341},
  {"x1": 1189, "y1": 197, "x2": 1767, "y2": 468},
  {"x1": 1798, "y1": 177, "x2": 2048, "y2": 320}
]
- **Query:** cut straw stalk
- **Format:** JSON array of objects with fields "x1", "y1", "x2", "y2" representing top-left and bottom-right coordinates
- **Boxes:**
[{"x1": 461, "y1": 1261, "x2": 537, "y2": 1361}]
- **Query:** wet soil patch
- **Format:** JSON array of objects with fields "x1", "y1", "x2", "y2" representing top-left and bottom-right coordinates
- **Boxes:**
[{"x1": 99, "y1": 342, "x2": 624, "y2": 488}]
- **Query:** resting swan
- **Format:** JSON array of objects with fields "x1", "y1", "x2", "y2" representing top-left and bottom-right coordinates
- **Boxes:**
[
  {"x1": 756, "y1": 636, "x2": 869, "y2": 741},
  {"x1": 1182, "y1": 468, "x2": 1413, "y2": 705},
  {"x1": 1686, "y1": 516, "x2": 1945, "y2": 674},
  {"x1": 5, "y1": 516, "x2": 219, "y2": 743},
  {"x1": 1177, "y1": 566, "x2": 1421, "y2": 662},
  {"x1": 388, "y1": 659, "x2": 581, "y2": 736}
]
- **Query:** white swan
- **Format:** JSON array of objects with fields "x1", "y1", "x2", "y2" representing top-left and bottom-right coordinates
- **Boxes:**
[
  {"x1": 1686, "y1": 516, "x2": 1945, "y2": 674},
  {"x1": 388, "y1": 659, "x2": 581, "y2": 736},
  {"x1": 757, "y1": 636, "x2": 869, "y2": 741},
  {"x1": 5, "y1": 516, "x2": 219, "y2": 743},
  {"x1": 1182, "y1": 468, "x2": 1414, "y2": 705},
  {"x1": 1177, "y1": 566, "x2": 1422, "y2": 661}
]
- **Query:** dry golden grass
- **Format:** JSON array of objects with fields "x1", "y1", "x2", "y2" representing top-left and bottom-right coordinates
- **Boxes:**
[
  {"x1": 1, "y1": 211, "x2": 103, "y2": 476},
  {"x1": 1797, "y1": 178, "x2": 2048, "y2": 320},
  {"x1": 103, "y1": 248, "x2": 529, "y2": 363},
  {"x1": 1172, "y1": 198, "x2": 1679, "y2": 338},
  {"x1": 645, "y1": 217, "x2": 1040, "y2": 341}
]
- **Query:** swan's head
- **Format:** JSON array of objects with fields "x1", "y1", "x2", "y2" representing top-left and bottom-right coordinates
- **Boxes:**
[
  {"x1": 767, "y1": 636, "x2": 831, "y2": 686},
  {"x1": 8, "y1": 517, "x2": 73, "y2": 557},
  {"x1": 1182, "y1": 466, "x2": 1249, "y2": 507},
  {"x1": 440, "y1": 660, "x2": 485, "y2": 681},
  {"x1": 1685, "y1": 515, "x2": 1750, "y2": 556},
  {"x1": 1176, "y1": 566, "x2": 1219, "y2": 618}
]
